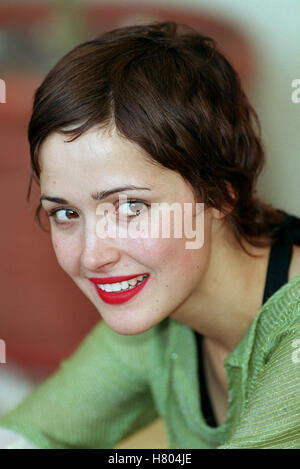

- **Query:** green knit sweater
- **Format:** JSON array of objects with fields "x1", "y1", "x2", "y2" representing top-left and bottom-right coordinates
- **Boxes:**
[{"x1": 0, "y1": 274, "x2": 299, "y2": 449}]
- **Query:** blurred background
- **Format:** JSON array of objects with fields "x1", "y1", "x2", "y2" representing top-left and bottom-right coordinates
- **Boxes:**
[{"x1": 0, "y1": 0, "x2": 299, "y2": 449}]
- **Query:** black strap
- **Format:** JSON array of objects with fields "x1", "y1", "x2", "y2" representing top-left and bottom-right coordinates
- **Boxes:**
[
  {"x1": 262, "y1": 231, "x2": 293, "y2": 303},
  {"x1": 263, "y1": 210, "x2": 300, "y2": 303},
  {"x1": 196, "y1": 333, "x2": 218, "y2": 427}
]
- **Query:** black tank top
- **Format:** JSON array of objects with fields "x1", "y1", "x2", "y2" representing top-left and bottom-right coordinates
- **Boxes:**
[{"x1": 194, "y1": 209, "x2": 300, "y2": 428}]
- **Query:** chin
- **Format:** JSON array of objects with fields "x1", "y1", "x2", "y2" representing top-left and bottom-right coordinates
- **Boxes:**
[{"x1": 101, "y1": 313, "x2": 163, "y2": 336}]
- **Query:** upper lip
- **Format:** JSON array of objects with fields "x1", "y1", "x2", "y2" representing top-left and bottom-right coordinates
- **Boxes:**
[{"x1": 89, "y1": 273, "x2": 148, "y2": 285}]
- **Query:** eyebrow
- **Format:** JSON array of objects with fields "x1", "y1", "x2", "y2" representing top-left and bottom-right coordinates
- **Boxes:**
[{"x1": 40, "y1": 185, "x2": 151, "y2": 204}]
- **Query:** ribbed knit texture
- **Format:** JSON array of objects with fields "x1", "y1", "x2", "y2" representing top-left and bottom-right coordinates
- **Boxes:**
[{"x1": 0, "y1": 274, "x2": 299, "y2": 448}]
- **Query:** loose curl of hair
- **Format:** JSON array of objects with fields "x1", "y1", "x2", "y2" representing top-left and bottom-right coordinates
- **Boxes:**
[{"x1": 27, "y1": 21, "x2": 284, "y2": 256}]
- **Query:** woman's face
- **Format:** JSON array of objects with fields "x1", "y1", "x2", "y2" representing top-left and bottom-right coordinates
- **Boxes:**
[{"x1": 39, "y1": 126, "x2": 216, "y2": 335}]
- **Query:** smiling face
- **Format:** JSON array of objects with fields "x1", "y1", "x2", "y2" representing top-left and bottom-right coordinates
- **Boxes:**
[{"x1": 39, "y1": 126, "x2": 218, "y2": 335}]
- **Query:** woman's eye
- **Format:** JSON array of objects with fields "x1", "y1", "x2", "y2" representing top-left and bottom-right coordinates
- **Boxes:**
[
  {"x1": 48, "y1": 208, "x2": 78, "y2": 224},
  {"x1": 118, "y1": 200, "x2": 148, "y2": 217}
]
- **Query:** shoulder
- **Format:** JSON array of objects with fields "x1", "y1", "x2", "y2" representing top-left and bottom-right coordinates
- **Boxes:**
[
  {"x1": 249, "y1": 283, "x2": 300, "y2": 370},
  {"x1": 265, "y1": 295, "x2": 300, "y2": 361},
  {"x1": 262, "y1": 272, "x2": 300, "y2": 317}
]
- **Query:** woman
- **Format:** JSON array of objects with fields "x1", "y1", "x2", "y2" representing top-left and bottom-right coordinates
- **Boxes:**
[{"x1": 0, "y1": 21, "x2": 299, "y2": 449}]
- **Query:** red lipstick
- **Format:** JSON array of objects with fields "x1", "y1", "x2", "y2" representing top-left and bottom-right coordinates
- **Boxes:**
[{"x1": 89, "y1": 273, "x2": 149, "y2": 305}]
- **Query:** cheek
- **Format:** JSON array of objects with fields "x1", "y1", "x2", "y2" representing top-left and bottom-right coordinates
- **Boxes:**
[
  {"x1": 120, "y1": 236, "x2": 170, "y2": 269},
  {"x1": 51, "y1": 232, "x2": 80, "y2": 275},
  {"x1": 122, "y1": 234, "x2": 206, "y2": 276}
]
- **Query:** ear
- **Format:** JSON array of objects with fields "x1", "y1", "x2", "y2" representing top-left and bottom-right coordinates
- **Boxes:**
[{"x1": 212, "y1": 182, "x2": 238, "y2": 220}]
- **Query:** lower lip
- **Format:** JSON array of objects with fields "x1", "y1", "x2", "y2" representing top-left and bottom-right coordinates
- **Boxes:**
[{"x1": 92, "y1": 276, "x2": 150, "y2": 305}]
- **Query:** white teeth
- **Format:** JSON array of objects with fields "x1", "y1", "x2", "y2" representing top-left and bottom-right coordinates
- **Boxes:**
[
  {"x1": 97, "y1": 275, "x2": 148, "y2": 292},
  {"x1": 128, "y1": 278, "x2": 138, "y2": 286}
]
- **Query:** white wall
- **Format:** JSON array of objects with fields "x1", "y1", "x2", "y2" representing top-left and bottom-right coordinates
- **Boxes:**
[{"x1": 188, "y1": 0, "x2": 300, "y2": 216}]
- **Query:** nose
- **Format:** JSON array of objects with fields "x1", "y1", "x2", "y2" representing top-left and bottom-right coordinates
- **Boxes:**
[{"x1": 80, "y1": 219, "x2": 121, "y2": 273}]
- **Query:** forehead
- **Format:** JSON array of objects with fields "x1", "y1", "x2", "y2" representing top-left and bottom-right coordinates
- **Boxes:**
[
  {"x1": 39, "y1": 127, "x2": 192, "y2": 198},
  {"x1": 40, "y1": 127, "x2": 154, "y2": 173}
]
